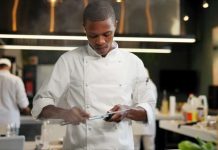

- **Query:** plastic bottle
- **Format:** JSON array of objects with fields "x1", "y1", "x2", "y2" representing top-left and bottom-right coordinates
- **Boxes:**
[
  {"x1": 188, "y1": 94, "x2": 198, "y2": 122},
  {"x1": 182, "y1": 94, "x2": 198, "y2": 122},
  {"x1": 169, "y1": 95, "x2": 176, "y2": 116},
  {"x1": 198, "y1": 95, "x2": 208, "y2": 121},
  {"x1": 6, "y1": 124, "x2": 11, "y2": 137},
  {"x1": 161, "y1": 90, "x2": 169, "y2": 114},
  {"x1": 41, "y1": 121, "x2": 49, "y2": 149}
]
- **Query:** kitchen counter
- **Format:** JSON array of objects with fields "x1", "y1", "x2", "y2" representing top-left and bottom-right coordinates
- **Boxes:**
[
  {"x1": 159, "y1": 120, "x2": 217, "y2": 142},
  {"x1": 25, "y1": 141, "x2": 63, "y2": 150},
  {"x1": 21, "y1": 111, "x2": 184, "y2": 125},
  {"x1": 21, "y1": 116, "x2": 42, "y2": 124},
  {"x1": 155, "y1": 112, "x2": 183, "y2": 120}
]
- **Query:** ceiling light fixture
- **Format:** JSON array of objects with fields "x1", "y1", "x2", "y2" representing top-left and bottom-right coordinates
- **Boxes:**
[
  {"x1": 183, "y1": 15, "x2": 189, "y2": 22},
  {"x1": 0, "y1": 45, "x2": 171, "y2": 53},
  {"x1": 0, "y1": 34, "x2": 196, "y2": 43},
  {"x1": 202, "y1": 0, "x2": 209, "y2": 8},
  {"x1": 116, "y1": 0, "x2": 123, "y2": 3}
]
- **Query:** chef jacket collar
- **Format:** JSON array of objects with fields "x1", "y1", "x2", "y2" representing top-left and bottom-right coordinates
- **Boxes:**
[
  {"x1": 0, "y1": 70, "x2": 10, "y2": 75},
  {"x1": 87, "y1": 42, "x2": 119, "y2": 58}
]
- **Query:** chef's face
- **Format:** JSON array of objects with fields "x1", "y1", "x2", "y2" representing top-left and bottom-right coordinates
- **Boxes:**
[{"x1": 84, "y1": 17, "x2": 116, "y2": 57}]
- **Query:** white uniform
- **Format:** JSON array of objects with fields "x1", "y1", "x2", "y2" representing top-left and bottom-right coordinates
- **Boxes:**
[
  {"x1": 0, "y1": 70, "x2": 29, "y2": 128},
  {"x1": 32, "y1": 42, "x2": 156, "y2": 150},
  {"x1": 132, "y1": 80, "x2": 157, "y2": 150}
]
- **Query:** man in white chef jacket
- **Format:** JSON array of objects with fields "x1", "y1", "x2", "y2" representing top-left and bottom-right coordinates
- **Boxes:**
[
  {"x1": 0, "y1": 58, "x2": 30, "y2": 134},
  {"x1": 31, "y1": 1, "x2": 156, "y2": 149}
]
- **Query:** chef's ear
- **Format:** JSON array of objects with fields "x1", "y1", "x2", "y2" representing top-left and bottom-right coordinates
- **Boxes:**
[
  {"x1": 115, "y1": 20, "x2": 118, "y2": 28},
  {"x1": 83, "y1": 27, "x2": 86, "y2": 34}
]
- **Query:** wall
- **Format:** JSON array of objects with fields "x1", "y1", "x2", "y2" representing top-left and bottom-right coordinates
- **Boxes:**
[
  {"x1": 0, "y1": 0, "x2": 179, "y2": 35},
  {"x1": 191, "y1": 0, "x2": 218, "y2": 95},
  {"x1": 213, "y1": 51, "x2": 218, "y2": 85},
  {"x1": 1, "y1": 0, "x2": 212, "y2": 103}
]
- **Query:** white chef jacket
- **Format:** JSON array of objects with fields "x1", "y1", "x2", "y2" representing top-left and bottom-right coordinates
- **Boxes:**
[
  {"x1": 0, "y1": 70, "x2": 29, "y2": 128},
  {"x1": 32, "y1": 42, "x2": 156, "y2": 150},
  {"x1": 132, "y1": 80, "x2": 157, "y2": 136},
  {"x1": 132, "y1": 80, "x2": 157, "y2": 150}
]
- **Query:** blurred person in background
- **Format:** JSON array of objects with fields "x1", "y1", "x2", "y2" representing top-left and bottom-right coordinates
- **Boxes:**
[
  {"x1": 133, "y1": 79, "x2": 157, "y2": 150},
  {"x1": 31, "y1": 1, "x2": 156, "y2": 149},
  {"x1": 0, "y1": 58, "x2": 30, "y2": 135}
]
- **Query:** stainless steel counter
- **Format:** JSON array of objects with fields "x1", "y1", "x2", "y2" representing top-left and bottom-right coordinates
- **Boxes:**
[{"x1": 20, "y1": 116, "x2": 42, "y2": 125}]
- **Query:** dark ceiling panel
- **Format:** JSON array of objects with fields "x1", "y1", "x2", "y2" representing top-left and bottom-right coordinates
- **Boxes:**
[{"x1": 0, "y1": 0, "x2": 181, "y2": 35}]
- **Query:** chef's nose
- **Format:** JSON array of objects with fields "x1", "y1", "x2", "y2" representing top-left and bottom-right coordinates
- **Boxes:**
[{"x1": 95, "y1": 36, "x2": 105, "y2": 45}]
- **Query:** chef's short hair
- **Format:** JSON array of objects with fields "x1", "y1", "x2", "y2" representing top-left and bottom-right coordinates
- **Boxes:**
[{"x1": 83, "y1": 1, "x2": 116, "y2": 25}]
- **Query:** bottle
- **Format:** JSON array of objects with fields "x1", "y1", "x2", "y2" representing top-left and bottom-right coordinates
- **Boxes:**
[
  {"x1": 198, "y1": 95, "x2": 208, "y2": 121},
  {"x1": 191, "y1": 94, "x2": 198, "y2": 122},
  {"x1": 161, "y1": 90, "x2": 169, "y2": 114},
  {"x1": 169, "y1": 95, "x2": 176, "y2": 115},
  {"x1": 6, "y1": 124, "x2": 11, "y2": 137},
  {"x1": 41, "y1": 121, "x2": 49, "y2": 149},
  {"x1": 182, "y1": 94, "x2": 197, "y2": 122}
]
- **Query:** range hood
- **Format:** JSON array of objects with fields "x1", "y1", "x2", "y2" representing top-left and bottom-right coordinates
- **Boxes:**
[
  {"x1": 0, "y1": 0, "x2": 195, "y2": 53},
  {"x1": 0, "y1": 0, "x2": 181, "y2": 35}
]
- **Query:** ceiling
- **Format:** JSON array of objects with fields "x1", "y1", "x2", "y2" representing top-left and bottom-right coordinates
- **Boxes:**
[{"x1": 0, "y1": 0, "x2": 199, "y2": 52}]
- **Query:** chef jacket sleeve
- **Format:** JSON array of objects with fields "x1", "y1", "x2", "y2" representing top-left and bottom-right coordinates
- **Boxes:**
[
  {"x1": 132, "y1": 59, "x2": 157, "y2": 125},
  {"x1": 16, "y1": 77, "x2": 29, "y2": 109},
  {"x1": 31, "y1": 56, "x2": 70, "y2": 118}
]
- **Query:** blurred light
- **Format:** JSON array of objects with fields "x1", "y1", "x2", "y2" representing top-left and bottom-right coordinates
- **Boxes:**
[
  {"x1": 116, "y1": 0, "x2": 123, "y2": 2},
  {"x1": 46, "y1": 0, "x2": 62, "y2": 4},
  {"x1": 0, "y1": 45, "x2": 77, "y2": 51},
  {"x1": 0, "y1": 45, "x2": 171, "y2": 53},
  {"x1": 122, "y1": 48, "x2": 171, "y2": 53},
  {"x1": 183, "y1": 15, "x2": 189, "y2": 22},
  {"x1": 47, "y1": 0, "x2": 57, "y2": 3},
  {"x1": 0, "y1": 34, "x2": 196, "y2": 43},
  {"x1": 114, "y1": 37, "x2": 195, "y2": 43},
  {"x1": 202, "y1": 1, "x2": 209, "y2": 8}
]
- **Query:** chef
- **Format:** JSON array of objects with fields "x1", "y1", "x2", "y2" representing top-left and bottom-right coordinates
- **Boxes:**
[
  {"x1": 0, "y1": 58, "x2": 30, "y2": 135},
  {"x1": 31, "y1": 1, "x2": 156, "y2": 149}
]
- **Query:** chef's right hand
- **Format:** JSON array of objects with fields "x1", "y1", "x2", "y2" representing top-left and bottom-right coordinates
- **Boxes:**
[{"x1": 63, "y1": 107, "x2": 90, "y2": 125}]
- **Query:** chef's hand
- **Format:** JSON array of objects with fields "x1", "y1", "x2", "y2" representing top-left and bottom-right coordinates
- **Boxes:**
[
  {"x1": 105, "y1": 105, "x2": 148, "y2": 123},
  {"x1": 105, "y1": 105, "x2": 130, "y2": 123},
  {"x1": 62, "y1": 107, "x2": 90, "y2": 125},
  {"x1": 39, "y1": 105, "x2": 90, "y2": 125},
  {"x1": 125, "y1": 106, "x2": 148, "y2": 122}
]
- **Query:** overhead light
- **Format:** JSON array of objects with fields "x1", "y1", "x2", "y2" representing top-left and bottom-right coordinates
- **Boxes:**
[
  {"x1": 0, "y1": 34, "x2": 196, "y2": 43},
  {"x1": 0, "y1": 34, "x2": 87, "y2": 40},
  {"x1": 0, "y1": 45, "x2": 78, "y2": 51},
  {"x1": 202, "y1": 0, "x2": 209, "y2": 8},
  {"x1": 46, "y1": 0, "x2": 62, "y2": 4},
  {"x1": 183, "y1": 15, "x2": 189, "y2": 22},
  {"x1": 0, "y1": 45, "x2": 171, "y2": 53},
  {"x1": 115, "y1": 37, "x2": 195, "y2": 43},
  {"x1": 123, "y1": 48, "x2": 171, "y2": 53},
  {"x1": 48, "y1": 0, "x2": 57, "y2": 3},
  {"x1": 116, "y1": 0, "x2": 123, "y2": 2}
]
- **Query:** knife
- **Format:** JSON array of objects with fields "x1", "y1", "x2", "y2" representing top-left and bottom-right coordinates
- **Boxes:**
[{"x1": 60, "y1": 109, "x2": 130, "y2": 125}]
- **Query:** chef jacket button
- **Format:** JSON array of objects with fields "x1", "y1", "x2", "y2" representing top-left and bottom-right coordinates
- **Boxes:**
[
  {"x1": 85, "y1": 83, "x2": 88, "y2": 87},
  {"x1": 113, "y1": 124, "x2": 118, "y2": 129},
  {"x1": 86, "y1": 105, "x2": 90, "y2": 109},
  {"x1": 88, "y1": 127, "x2": 92, "y2": 131},
  {"x1": 128, "y1": 121, "x2": 132, "y2": 125}
]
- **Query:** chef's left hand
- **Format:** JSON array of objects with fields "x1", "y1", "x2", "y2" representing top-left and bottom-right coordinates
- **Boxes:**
[
  {"x1": 105, "y1": 104, "x2": 147, "y2": 123},
  {"x1": 105, "y1": 105, "x2": 130, "y2": 123}
]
